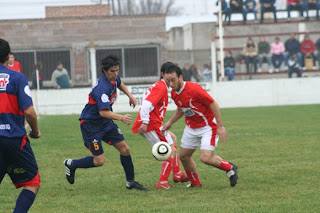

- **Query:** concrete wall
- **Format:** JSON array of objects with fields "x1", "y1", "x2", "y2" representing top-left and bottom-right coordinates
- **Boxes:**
[
  {"x1": 45, "y1": 4, "x2": 111, "y2": 18},
  {"x1": 32, "y1": 77, "x2": 320, "y2": 115}
]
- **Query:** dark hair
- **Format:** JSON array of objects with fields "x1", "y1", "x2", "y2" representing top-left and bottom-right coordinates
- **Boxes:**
[
  {"x1": 246, "y1": 37, "x2": 255, "y2": 48},
  {"x1": 165, "y1": 65, "x2": 182, "y2": 78},
  {"x1": 0, "y1": 38, "x2": 11, "y2": 64},
  {"x1": 160, "y1": 61, "x2": 175, "y2": 79},
  {"x1": 101, "y1": 55, "x2": 120, "y2": 73},
  {"x1": 34, "y1": 62, "x2": 43, "y2": 70},
  {"x1": 57, "y1": 61, "x2": 63, "y2": 66}
]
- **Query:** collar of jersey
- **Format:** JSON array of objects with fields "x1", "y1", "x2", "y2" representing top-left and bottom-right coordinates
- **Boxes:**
[{"x1": 176, "y1": 82, "x2": 186, "y2": 95}]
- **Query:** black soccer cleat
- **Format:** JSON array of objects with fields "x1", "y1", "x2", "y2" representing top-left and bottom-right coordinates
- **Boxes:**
[
  {"x1": 64, "y1": 159, "x2": 76, "y2": 184},
  {"x1": 226, "y1": 163, "x2": 238, "y2": 187},
  {"x1": 126, "y1": 181, "x2": 149, "y2": 191}
]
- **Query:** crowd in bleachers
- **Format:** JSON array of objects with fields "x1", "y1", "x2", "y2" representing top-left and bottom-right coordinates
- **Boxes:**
[{"x1": 216, "y1": 0, "x2": 320, "y2": 25}]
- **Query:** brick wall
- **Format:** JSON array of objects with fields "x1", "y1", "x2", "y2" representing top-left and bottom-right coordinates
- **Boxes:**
[{"x1": 46, "y1": 4, "x2": 111, "y2": 18}]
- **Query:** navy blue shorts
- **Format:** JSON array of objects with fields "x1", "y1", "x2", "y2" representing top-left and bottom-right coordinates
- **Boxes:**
[
  {"x1": 0, "y1": 135, "x2": 40, "y2": 188},
  {"x1": 80, "y1": 120, "x2": 125, "y2": 156}
]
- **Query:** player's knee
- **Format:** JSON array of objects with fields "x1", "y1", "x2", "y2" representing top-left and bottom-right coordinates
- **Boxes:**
[
  {"x1": 94, "y1": 156, "x2": 105, "y2": 167},
  {"x1": 179, "y1": 153, "x2": 189, "y2": 162},
  {"x1": 200, "y1": 154, "x2": 211, "y2": 165},
  {"x1": 120, "y1": 144, "x2": 130, "y2": 156},
  {"x1": 169, "y1": 132, "x2": 177, "y2": 144},
  {"x1": 24, "y1": 185, "x2": 40, "y2": 195}
]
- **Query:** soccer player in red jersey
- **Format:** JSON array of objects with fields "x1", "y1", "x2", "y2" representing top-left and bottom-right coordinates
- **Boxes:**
[
  {"x1": 162, "y1": 65, "x2": 238, "y2": 187},
  {"x1": 0, "y1": 38, "x2": 41, "y2": 212},
  {"x1": 132, "y1": 62, "x2": 188, "y2": 189},
  {"x1": 6, "y1": 52, "x2": 22, "y2": 73}
]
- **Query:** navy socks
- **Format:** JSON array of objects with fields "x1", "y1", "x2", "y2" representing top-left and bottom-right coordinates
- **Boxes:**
[
  {"x1": 72, "y1": 156, "x2": 94, "y2": 168},
  {"x1": 120, "y1": 155, "x2": 134, "y2": 182},
  {"x1": 13, "y1": 189, "x2": 36, "y2": 213}
]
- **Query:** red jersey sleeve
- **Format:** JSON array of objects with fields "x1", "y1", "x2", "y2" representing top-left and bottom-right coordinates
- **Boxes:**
[
  {"x1": 193, "y1": 83, "x2": 214, "y2": 105},
  {"x1": 144, "y1": 81, "x2": 167, "y2": 106}
]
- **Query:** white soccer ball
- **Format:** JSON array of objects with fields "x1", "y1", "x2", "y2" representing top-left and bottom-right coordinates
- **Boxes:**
[{"x1": 152, "y1": 142, "x2": 172, "y2": 161}]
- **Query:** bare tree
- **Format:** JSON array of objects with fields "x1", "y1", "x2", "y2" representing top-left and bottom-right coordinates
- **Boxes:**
[{"x1": 112, "y1": 0, "x2": 180, "y2": 16}]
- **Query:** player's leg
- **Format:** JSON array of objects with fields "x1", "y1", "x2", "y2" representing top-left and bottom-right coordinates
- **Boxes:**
[
  {"x1": 168, "y1": 131, "x2": 188, "y2": 183},
  {"x1": 144, "y1": 130, "x2": 175, "y2": 189},
  {"x1": 180, "y1": 127, "x2": 201, "y2": 187},
  {"x1": 199, "y1": 127, "x2": 238, "y2": 187},
  {"x1": 113, "y1": 140, "x2": 148, "y2": 191}
]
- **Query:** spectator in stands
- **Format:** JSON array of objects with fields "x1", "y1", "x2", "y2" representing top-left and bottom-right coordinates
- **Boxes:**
[
  {"x1": 6, "y1": 52, "x2": 22, "y2": 73},
  {"x1": 286, "y1": 0, "x2": 304, "y2": 21},
  {"x1": 270, "y1": 37, "x2": 285, "y2": 72},
  {"x1": 260, "y1": 0, "x2": 277, "y2": 23},
  {"x1": 202, "y1": 64, "x2": 212, "y2": 82},
  {"x1": 315, "y1": 37, "x2": 320, "y2": 67},
  {"x1": 257, "y1": 36, "x2": 272, "y2": 73},
  {"x1": 51, "y1": 61, "x2": 72, "y2": 89},
  {"x1": 303, "y1": 0, "x2": 320, "y2": 20},
  {"x1": 228, "y1": 0, "x2": 245, "y2": 25},
  {"x1": 224, "y1": 51, "x2": 236, "y2": 81},
  {"x1": 288, "y1": 53, "x2": 302, "y2": 78},
  {"x1": 284, "y1": 33, "x2": 302, "y2": 70},
  {"x1": 32, "y1": 62, "x2": 43, "y2": 89},
  {"x1": 244, "y1": 0, "x2": 258, "y2": 22},
  {"x1": 300, "y1": 34, "x2": 316, "y2": 70},
  {"x1": 191, "y1": 64, "x2": 203, "y2": 82},
  {"x1": 216, "y1": 0, "x2": 230, "y2": 22},
  {"x1": 181, "y1": 63, "x2": 200, "y2": 82},
  {"x1": 243, "y1": 37, "x2": 258, "y2": 74}
]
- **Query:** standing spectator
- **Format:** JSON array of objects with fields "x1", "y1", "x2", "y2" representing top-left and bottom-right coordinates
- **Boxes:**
[
  {"x1": 202, "y1": 64, "x2": 212, "y2": 82},
  {"x1": 287, "y1": 0, "x2": 304, "y2": 21},
  {"x1": 162, "y1": 65, "x2": 238, "y2": 188},
  {"x1": 257, "y1": 36, "x2": 272, "y2": 73},
  {"x1": 315, "y1": 37, "x2": 320, "y2": 68},
  {"x1": 181, "y1": 63, "x2": 200, "y2": 82},
  {"x1": 63, "y1": 55, "x2": 148, "y2": 191},
  {"x1": 132, "y1": 62, "x2": 188, "y2": 189},
  {"x1": 191, "y1": 64, "x2": 203, "y2": 82},
  {"x1": 284, "y1": 33, "x2": 302, "y2": 70},
  {"x1": 32, "y1": 62, "x2": 43, "y2": 90},
  {"x1": 300, "y1": 34, "x2": 316, "y2": 70},
  {"x1": 270, "y1": 37, "x2": 285, "y2": 72},
  {"x1": 0, "y1": 38, "x2": 41, "y2": 213},
  {"x1": 216, "y1": 0, "x2": 230, "y2": 22},
  {"x1": 244, "y1": 0, "x2": 258, "y2": 22},
  {"x1": 260, "y1": 0, "x2": 278, "y2": 23},
  {"x1": 224, "y1": 51, "x2": 236, "y2": 80},
  {"x1": 304, "y1": 0, "x2": 320, "y2": 20},
  {"x1": 243, "y1": 37, "x2": 258, "y2": 74},
  {"x1": 51, "y1": 61, "x2": 71, "y2": 89},
  {"x1": 6, "y1": 52, "x2": 21, "y2": 73},
  {"x1": 288, "y1": 53, "x2": 302, "y2": 78},
  {"x1": 228, "y1": 0, "x2": 245, "y2": 25}
]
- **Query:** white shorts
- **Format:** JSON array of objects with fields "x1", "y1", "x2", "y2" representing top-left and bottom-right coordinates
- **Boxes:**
[
  {"x1": 143, "y1": 129, "x2": 174, "y2": 147},
  {"x1": 181, "y1": 125, "x2": 219, "y2": 151}
]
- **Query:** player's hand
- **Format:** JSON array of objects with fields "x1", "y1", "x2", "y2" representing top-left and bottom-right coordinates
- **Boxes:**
[
  {"x1": 129, "y1": 96, "x2": 137, "y2": 108},
  {"x1": 161, "y1": 122, "x2": 171, "y2": 136},
  {"x1": 138, "y1": 123, "x2": 148, "y2": 135},
  {"x1": 217, "y1": 126, "x2": 228, "y2": 142},
  {"x1": 121, "y1": 114, "x2": 132, "y2": 126},
  {"x1": 29, "y1": 129, "x2": 41, "y2": 139}
]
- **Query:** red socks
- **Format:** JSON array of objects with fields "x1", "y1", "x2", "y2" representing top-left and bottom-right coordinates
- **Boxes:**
[
  {"x1": 218, "y1": 160, "x2": 232, "y2": 171},
  {"x1": 185, "y1": 169, "x2": 201, "y2": 186},
  {"x1": 159, "y1": 157, "x2": 174, "y2": 182}
]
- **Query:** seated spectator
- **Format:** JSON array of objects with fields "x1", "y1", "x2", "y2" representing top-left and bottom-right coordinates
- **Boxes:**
[
  {"x1": 216, "y1": 0, "x2": 230, "y2": 22},
  {"x1": 284, "y1": 33, "x2": 302, "y2": 70},
  {"x1": 243, "y1": 37, "x2": 258, "y2": 74},
  {"x1": 6, "y1": 52, "x2": 22, "y2": 73},
  {"x1": 287, "y1": 0, "x2": 304, "y2": 21},
  {"x1": 244, "y1": 0, "x2": 258, "y2": 23},
  {"x1": 288, "y1": 53, "x2": 302, "y2": 78},
  {"x1": 315, "y1": 37, "x2": 320, "y2": 67},
  {"x1": 300, "y1": 34, "x2": 316, "y2": 70},
  {"x1": 304, "y1": 0, "x2": 320, "y2": 20},
  {"x1": 257, "y1": 36, "x2": 272, "y2": 73},
  {"x1": 202, "y1": 64, "x2": 212, "y2": 82},
  {"x1": 224, "y1": 51, "x2": 236, "y2": 81},
  {"x1": 260, "y1": 0, "x2": 277, "y2": 23},
  {"x1": 181, "y1": 63, "x2": 200, "y2": 82},
  {"x1": 270, "y1": 37, "x2": 285, "y2": 72},
  {"x1": 32, "y1": 62, "x2": 43, "y2": 89},
  {"x1": 51, "y1": 61, "x2": 72, "y2": 89},
  {"x1": 228, "y1": 0, "x2": 245, "y2": 25}
]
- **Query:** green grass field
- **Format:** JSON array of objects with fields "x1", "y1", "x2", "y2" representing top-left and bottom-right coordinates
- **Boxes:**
[{"x1": 1, "y1": 104, "x2": 320, "y2": 213}]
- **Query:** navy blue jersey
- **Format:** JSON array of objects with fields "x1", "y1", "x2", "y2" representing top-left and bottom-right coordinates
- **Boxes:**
[
  {"x1": 0, "y1": 65, "x2": 33, "y2": 138},
  {"x1": 80, "y1": 75, "x2": 121, "y2": 128}
]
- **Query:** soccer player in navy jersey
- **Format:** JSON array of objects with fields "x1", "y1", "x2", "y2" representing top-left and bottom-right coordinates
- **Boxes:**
[
  {"x1": 64, "y1": 55, "x2": 148, "y2": 191},
  {"x1": 0, "y1": 38, "x2": 41, "y2": 212}
]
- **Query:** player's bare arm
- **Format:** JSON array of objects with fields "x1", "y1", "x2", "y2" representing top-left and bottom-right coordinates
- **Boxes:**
[
  {"x1": 210, "y1": 101, "x2": 228, "y2": 142},
  {"x1": 118, "y1": 82, "x2": 137, "y2": 108},
  {"x1": 24, "y1": 106, "x2": 41, "y2": 139},
  {"x1": 162, "y1": 108, "x2": 184, "y2": 134},
  {"x1": 99, "y1": 109, "x2": 132, "y2": 126}
]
